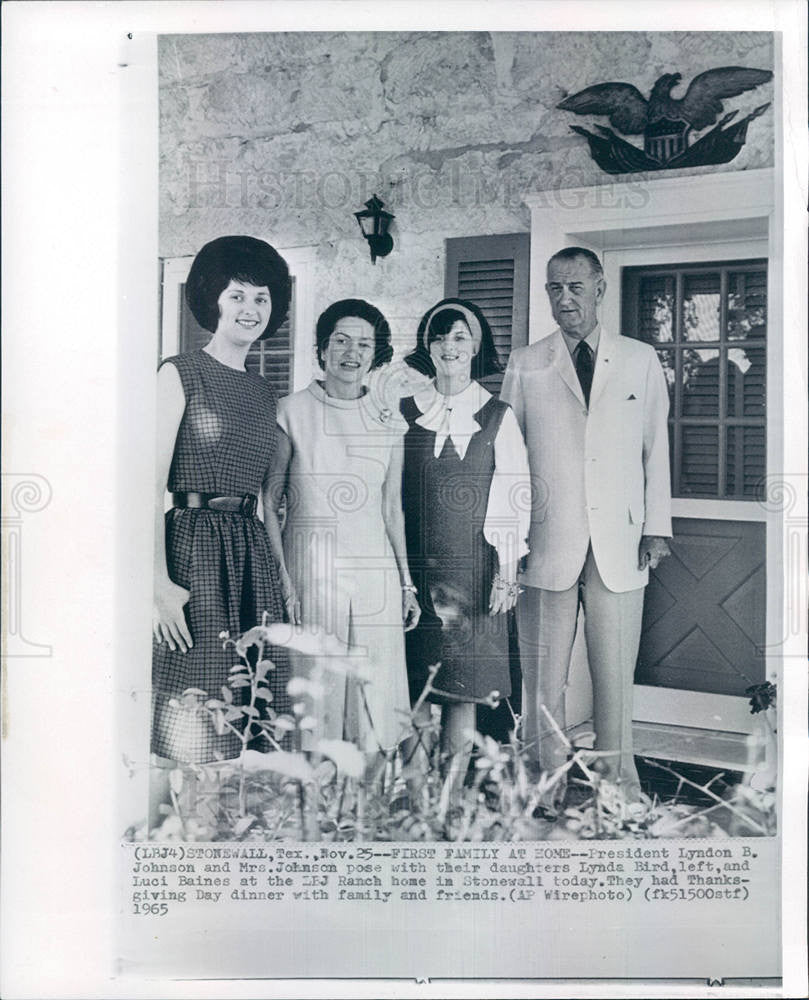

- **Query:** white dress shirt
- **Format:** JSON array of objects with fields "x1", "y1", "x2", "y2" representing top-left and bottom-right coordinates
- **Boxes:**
[{"x1": 561, "y1": 323, "x2": 601, "y2": 359}]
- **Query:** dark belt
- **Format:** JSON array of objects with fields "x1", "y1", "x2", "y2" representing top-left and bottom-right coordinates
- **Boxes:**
[{"x1": 172, "y1": 492, "x2": 258, "y2": 517}]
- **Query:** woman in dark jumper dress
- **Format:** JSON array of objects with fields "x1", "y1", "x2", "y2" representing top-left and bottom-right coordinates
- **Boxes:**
[
  {"x1": 150, "y1": 235, "x2": 298, "y2": 823},
  {"x1": 401, "y1": 299, "x2": 530, "y2": 799}
]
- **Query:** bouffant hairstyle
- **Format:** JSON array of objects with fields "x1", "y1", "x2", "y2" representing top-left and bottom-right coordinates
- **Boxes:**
[
  {"x1": 404, "y1": 298, "x2": 503, "y2": 380},
  {"x1": 315, "y1": 299, "x2": 394, "y2": 371},
  {"x1": 185, "y1": 235, "x2": 291, "y2": 340}
]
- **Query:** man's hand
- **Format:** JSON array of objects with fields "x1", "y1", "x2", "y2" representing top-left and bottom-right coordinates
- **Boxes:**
[
  {"x1": 638, "y1": 535, "x2": 671, "y2": 571},
  {"x1": 402, "y1": 589, "x2": 421, "y2": 632}
]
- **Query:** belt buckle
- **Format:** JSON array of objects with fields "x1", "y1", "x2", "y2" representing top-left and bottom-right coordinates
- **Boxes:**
[{"x1": 240, "y1": 494, "x2": 257, "y2": 517}]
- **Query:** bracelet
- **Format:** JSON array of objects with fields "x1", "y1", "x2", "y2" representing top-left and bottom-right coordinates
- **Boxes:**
[
  {"x1": 401, "y1": 583, "x2": 418, "y2": 594},
  {"x1": 493, "y1": 573, "x2": 521, "y2": 601}
]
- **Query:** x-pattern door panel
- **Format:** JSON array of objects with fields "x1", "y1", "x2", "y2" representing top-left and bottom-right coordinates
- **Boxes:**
[{"x1": 636, "y1": 517, "x2": 765, "y2": 696}]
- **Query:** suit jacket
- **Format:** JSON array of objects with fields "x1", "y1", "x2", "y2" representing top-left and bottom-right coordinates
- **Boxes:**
[{"x1": 500, "y1": 327, "x2": 672, "y2": 593}]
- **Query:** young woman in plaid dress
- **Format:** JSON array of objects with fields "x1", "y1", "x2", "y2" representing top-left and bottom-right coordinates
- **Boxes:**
[{"x1": 151, "y1": 237, "x2": 297, "y2": 811}]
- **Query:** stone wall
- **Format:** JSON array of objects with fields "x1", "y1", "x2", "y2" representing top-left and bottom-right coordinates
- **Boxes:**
[{"x1": 159, "y1": 30, "x2": 774, "y2": 349}]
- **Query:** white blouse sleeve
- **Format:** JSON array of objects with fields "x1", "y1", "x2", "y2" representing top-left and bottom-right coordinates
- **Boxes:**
[{"x1": 483, "y1": 404, "x2": 531, "y2": 572}]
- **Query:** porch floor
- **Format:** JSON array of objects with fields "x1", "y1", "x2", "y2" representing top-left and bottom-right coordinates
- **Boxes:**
[{"x1": 569, "y1": 720, "x2": 756, "y2": 772}]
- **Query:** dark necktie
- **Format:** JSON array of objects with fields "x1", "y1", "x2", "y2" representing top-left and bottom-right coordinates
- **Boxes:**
[{"x1": 575, "y1": 340, "x2": 593, "y2": 407}]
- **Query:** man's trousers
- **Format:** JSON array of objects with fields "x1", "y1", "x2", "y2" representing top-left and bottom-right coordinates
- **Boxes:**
[{"x1": 517, "y1": 547, "x2": 644, "y2": 792}]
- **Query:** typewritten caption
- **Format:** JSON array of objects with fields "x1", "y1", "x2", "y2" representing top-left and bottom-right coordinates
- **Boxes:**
[{"x1": 125, "y1": 841, "x2": 763, "y2": 914}]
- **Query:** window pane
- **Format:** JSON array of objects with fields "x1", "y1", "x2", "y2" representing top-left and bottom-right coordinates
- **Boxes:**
[
  {"x1": 681, "y1": 348, "x2": 720, "y2": 418},
  {"x1": 680, "y1": 426, "x2": 718, "y2": 496},
  {"x1": 623, "y1": 259, "x2": 767, "y2": 502},
  {"x1": 726, "y1": 426, "x2": 766, "y2": 499},
  {"x1": 727, "y1": 269, "x2": 767, "y2": 341},
  {"x1": 682, "y1": 272, "x2": 720, "y2": 343},
  {"x1": 726, "y1": 346, "x2": 765, "y2": 418},
  {"x1": 655, "y1": 349, "x2": 676, "y2": 411},
  {"x1": 638, "y1": 275, "x2": 675, "y2": 343}
]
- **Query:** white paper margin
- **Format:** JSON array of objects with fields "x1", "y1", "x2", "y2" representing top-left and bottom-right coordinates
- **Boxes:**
[{"x1": 1, "y1": 2, "x2": 806, "y2": 998}]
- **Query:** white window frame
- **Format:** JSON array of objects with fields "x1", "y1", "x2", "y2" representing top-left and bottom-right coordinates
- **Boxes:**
[{"x1": 160, "y1": 243, "x2": 317, "y2": 394}]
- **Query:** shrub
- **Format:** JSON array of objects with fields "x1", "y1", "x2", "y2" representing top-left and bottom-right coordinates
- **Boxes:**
[{"x1": 129, "y1": 620, "x2": 776, "y2": 843}]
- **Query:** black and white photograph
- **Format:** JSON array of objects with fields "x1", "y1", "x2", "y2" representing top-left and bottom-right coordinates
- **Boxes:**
[
  {"x1": 2, "y1": 1, "x2": 806, "y2": 996},
  {"x1": 144, "y1": 26, "x2": 781, "y2": 842}
]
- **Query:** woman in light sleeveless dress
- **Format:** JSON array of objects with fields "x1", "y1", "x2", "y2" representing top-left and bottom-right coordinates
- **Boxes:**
[{"x1": 270, "y1": 300, "x2": 420, "y2": 774}]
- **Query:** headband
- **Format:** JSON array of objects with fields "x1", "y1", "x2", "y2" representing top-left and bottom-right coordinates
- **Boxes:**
[{"x1": 421, "y1": 301, "x2": 483, "y2": 353}]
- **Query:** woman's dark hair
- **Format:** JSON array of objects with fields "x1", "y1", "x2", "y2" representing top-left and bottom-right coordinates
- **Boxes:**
[
  {"x1": 185, "y1": 235, "x2": 291, "y2": 339},
  {"x1": 404, "y1": 298, "x2": 503, "y2": 379},
  {"x1": 315, "y1": 299, "x2": 393, "y2": 371}
]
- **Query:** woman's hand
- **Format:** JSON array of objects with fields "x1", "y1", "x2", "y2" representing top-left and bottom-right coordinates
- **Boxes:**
[
  {"x1": 279, "y1": 569, "x2": 301, "y2": 625},
  {"x1": 153, "y1": 578, "x2": 193, "y2": 653},
  {"x1": 153, "y1": 363, "x2": 190, "y2": 653},
  {"x1": 488, "y1": 573, "x2": 520, "y2": 616},
  {"x1": 402, "y1": 589, "x2": 421, "y2": 632},
  {"x1": 367, "y1": 360, "x2": 434, "y2": 414}
]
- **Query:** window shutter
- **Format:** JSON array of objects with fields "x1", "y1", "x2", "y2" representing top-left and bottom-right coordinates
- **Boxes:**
[
  {"x1": 445, "y1": 233, "x2": 530, "y2": 396},
  {"x1": 177, "y1": 278, "x2": 295, "y2": 399}
]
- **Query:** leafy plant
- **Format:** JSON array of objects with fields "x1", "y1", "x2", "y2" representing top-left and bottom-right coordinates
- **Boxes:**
[
  {"x1": 131, "y1": 623, "x2": 777, "y2": 843},
  {"x1": 746, "y1": 681, "x2": 777, "y2": 715}
]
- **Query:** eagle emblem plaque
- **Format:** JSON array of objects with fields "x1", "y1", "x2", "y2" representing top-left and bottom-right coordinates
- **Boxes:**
[{"x1": 557, "y1": 67, "x2": 773, "y2": 174}]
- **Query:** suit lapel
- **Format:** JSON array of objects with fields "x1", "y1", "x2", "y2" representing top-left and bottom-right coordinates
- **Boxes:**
[
  {"x1": 588, "y1": 327, "x2": 615, "y2": 409},
  {"x1": 549, "y1": 329, "x2": 585, "y2": 406}
]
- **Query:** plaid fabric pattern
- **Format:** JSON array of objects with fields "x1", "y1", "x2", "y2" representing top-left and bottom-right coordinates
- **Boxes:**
[
  {"x1": 166, "y1": 350, "x2": 277, "y2": 495},
  {"x1": 152, "y1": 350, "x2": 290, "y2": 763}
]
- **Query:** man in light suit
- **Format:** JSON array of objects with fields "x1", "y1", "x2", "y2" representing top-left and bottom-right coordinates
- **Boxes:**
[{"x1": 500, "y1": 247, "x2": 672, "y2": 797}]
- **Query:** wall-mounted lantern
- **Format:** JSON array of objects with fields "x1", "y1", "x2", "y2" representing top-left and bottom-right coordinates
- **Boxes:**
[{"x1": 354, "y1": 194, "x2": 394, "y2": 264}]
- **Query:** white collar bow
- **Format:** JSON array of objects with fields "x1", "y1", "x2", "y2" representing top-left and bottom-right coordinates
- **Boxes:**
[{"x1": 414, "y1": 382, "x2": 491, "y2": 460}]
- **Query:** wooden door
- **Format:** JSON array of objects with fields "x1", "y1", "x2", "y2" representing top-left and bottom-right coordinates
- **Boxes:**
[{"x1": 636, "y1": 517, "x2": 766, "y2": 696}]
